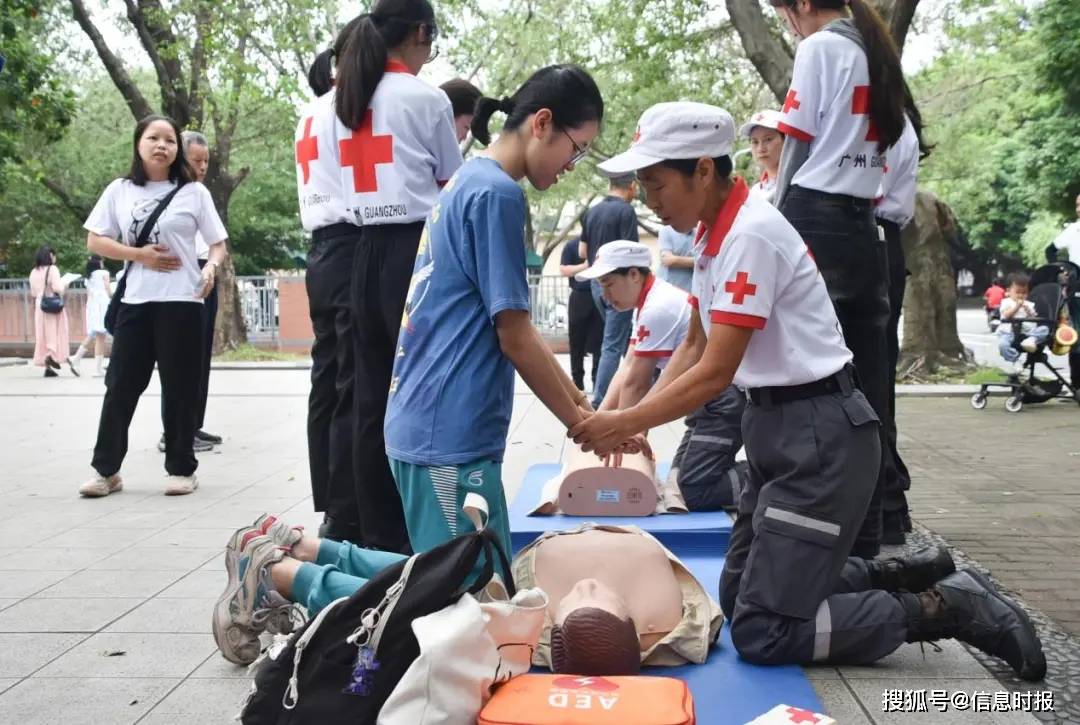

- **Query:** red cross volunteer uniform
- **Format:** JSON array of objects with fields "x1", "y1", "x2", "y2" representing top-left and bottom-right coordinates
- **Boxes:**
[
  {"x1": 597, "y1": 101, "x2": 936, "y2": 669},
  {"x1": 293, "y1": 59, "x2": 463, "y2": 552},
  {"x1": 739, "y1": 109, "x2": 784, "y2": 204}
]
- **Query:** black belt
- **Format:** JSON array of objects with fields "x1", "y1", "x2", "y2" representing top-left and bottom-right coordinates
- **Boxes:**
[
  {"x1": 788, "y1": 185, "x2": 873, "y2": 210},
  {"x1": 747, "y1": 365, "x2": 855, "y2": 407},
  {"x1": 312, "y1": 221, "x2": 362, "y2": 243}
]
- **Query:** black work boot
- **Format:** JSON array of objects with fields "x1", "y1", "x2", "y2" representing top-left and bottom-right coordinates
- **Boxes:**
[
  {"x1": 868, "y1": 544, "x2": 955, "y2": 593},
  {"x1": 903, "y1": 570, "x2": 1046, "y2": 682}
]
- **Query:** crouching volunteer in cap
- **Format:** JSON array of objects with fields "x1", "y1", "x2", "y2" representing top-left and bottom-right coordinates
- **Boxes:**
[
  {"x1": 580, "y1": 239, "x2": 748, "y2": 511},
  {"x1": 570, "y1": 101, "x2": 1046, "y2": 679},
  {"x1": 739, "y1": 110, "x2": 785, "y2": 204}
]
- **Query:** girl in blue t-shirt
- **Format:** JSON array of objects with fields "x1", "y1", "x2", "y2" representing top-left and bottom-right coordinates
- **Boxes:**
[{"x1": 384, "y1": 65, "x2": 605, "y2": 558}]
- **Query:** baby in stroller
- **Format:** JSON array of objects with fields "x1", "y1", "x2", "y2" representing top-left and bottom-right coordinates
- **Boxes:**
[{"x1": 973, "y1": 263, "x2": 1080, "y2": 412}]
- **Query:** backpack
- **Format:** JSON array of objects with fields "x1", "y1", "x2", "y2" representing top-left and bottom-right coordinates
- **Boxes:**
[{"x1": 239, "y1": 496, "x2": 513, "y2": 724}]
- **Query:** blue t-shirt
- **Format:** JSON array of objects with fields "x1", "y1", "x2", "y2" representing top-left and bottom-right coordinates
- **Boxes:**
[
  {"x1": 657, "y1": 225, "x2": 695, "y2": 292},
  {"x1": 384, "y1": 157, "x2": 531, "y2": 466}
]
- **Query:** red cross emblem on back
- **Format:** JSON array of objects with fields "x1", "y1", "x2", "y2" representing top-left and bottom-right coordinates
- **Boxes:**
[
  {"x1": 851, "y1": 85, "x2": 879, "y2": 142},
  {"x1": 637, "y1": 324, "x2": 651, "y2": 343},
  {"x1": 295, "y1": 117, "x2": 319, "y2": 184},
  {"x1": 725, "y1": 271, "x2": 757, "y2": 305},
  {"x1": 785, "y1": 707, "x2": 821, "y2": 724},
  {"x1": 339, "y1": 109, "x2": 394, "y2": 193},
  {"x1": 782, "y1": 90, "x2": 801, "y2": 114}
]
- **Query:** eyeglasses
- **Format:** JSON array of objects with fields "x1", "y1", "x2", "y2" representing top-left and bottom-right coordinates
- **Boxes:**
[{"x1": 562, "y1": 128, "x2": 590, "y2": 166}]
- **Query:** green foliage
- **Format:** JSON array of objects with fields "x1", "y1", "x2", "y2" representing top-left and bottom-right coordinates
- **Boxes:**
[{"x1": 1020, "y1": 210, "x2": 1064, "y2": 268}]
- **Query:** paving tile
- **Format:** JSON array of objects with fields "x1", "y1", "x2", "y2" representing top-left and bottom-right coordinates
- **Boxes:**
[
  {"x1": 37, "y1": 527, "x2": 158, "y2": 549},
  {"x1": 839, "y1": 640, "x2": 994, "y2": 680},
  {"x1": 156, "y1": 570, "x2": 225, "y2": 599},
  {"x1": 188, "y1": 652, "x2": 249, "y2": 679},
  {"x1": 0, "y1": 598, "x2": 143, "y2": 632},
  {"x1": 810, "y1": 680, "x2": 874, "y2": 724},
  {"x1": 38, "y1": 632, "x2": 216, "y2": 678},
  {"x1": 137, "y1": 526, "x2": 237, "y2": 548},
  {"x1": 37, "y1": 569, "x2": 184, "y2": 599},
  {"x1": 0, "y1": 677, "x2": 177, "y2": 725},
  {"x1": 0, "y1": 569, "x2": 74, "y2": 598},
  {"x1": 844, "y1": 678, "x2": 1041, "y2": 723},
  {"x1": 141, "y1": 677, "x2": 252, "y2": 720},
  {"x1": 0, "y1": 679, "x2": 17, "y2": 695},
  {"x1": 105, "y1": 598, "x2": 214, "y2": 634},
  {"x1": 87, "y1": 546, "x2": 220, "y2": 571},
  {"x1": 0, "y1": 633, "x2": 89, "y2": 677},
  {"x1": 801, "y1": 665, "x2": 842, "y2": 680},
  {"x1": 2, "y1": 547, "x2": 113, "y2": 571}
]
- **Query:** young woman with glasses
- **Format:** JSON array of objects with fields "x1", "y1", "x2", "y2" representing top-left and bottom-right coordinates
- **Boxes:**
[{"x1": 293, "y1": 0, "x2": 462, "y2": 551}]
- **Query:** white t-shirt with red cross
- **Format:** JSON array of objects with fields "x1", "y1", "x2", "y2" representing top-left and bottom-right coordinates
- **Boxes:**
[
  {"x1": 629, "y1": 274, "x2": 691, "y2": 370},
  {"x1": 750, "y1": 171, "x2": 776, "y2": 205},
  {"x1": 689, "y1": 178, "x2": 853, "y2": 389},
  {"x1": 294, "y1": 62, "x2": 463, "y2": 231},
  {"x1": 777, "y1": 29, "x2": 885, "y2": 199},
  {"x1": 875, "y1": 118, "x2": 919, "y2": 226}
]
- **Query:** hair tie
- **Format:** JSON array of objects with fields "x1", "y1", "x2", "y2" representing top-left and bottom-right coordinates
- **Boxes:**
[{"x1": 498, "y1": 97, "x2": 515, "y2": 114}]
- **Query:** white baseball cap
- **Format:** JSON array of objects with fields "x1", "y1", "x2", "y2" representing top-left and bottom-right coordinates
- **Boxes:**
[
  {"x1": 738, "y1": 109, "x2": 784, "y2": 139},
  {"x1": 575, "y1": 240, "x2": 652, "y2": 280},
  {"x1": 598, "y1": 102, "x2": 735, "y2": 176}
]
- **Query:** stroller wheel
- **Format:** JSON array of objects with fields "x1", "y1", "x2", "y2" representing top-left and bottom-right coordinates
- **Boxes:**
[
  {"x1": 970, "y1": 392, "x2": 988, "y2": 410},
  {"x1": 1005, "y1": 395, "x2": 1024, "y2": 413}
]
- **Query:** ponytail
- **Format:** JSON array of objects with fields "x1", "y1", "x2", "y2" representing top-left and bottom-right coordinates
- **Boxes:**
[
  {"x1": 332, "y1": 0, "x2": 436, "y2": 130},
  {"x1": 471, "y1": 65, "x2": 604, "y2": 148},
  {"x1": 307, "y1": 48, "x2": 335, "y2": 97},
  {"x1": 901, "y1": 81, "x2": 933, "y2": 161},
  {"x1": 846, "y1": 0, "x2": 906, "y2": 152}
]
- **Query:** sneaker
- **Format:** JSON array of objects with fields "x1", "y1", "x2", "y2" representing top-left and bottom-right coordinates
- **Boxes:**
[
  {"x1": 79, "y1": 473, "x2": 123, "y2": 498},
  {"x1": 1020, "y1": 336, "x2": 1039, "y2": 353},
  {"x1": 213, "y1": 535, "x2": 288, "y2": 665},
  {"x1": 44, "y1": 368, "x2": 58, "y2": 378},
  {"x1": 159, "y1": 435, "x2": 213, "y2": 453},
  {"x1": 157, "y1": 435, "x2": 166, "y2": 453},
  {"x1": 45, "y1": 355, "x2": 60, "y2": 370},
  {"x1": 164, "y1": 475, "x2": 199, "y2": 496},
  {"x1": 196, "y1": 429, "x2": 223, "y2": 445},
  {"x1": 67, "y1": 357, "x2": 81, "y2": 377}
]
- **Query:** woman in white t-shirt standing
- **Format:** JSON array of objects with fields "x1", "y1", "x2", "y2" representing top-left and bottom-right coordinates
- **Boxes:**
[
  {"x1": 294, "y1": 0, "x2": 462, "y2": 550},
  {"x1": 769, "y1": 0, "x2": 908, "y2": 559},
  {"x1": 79, "y1": 114, "x2": 228, "y2": 498},
  {"x1": 70, "y1": 255, "x2": 112, "y2": 377}
]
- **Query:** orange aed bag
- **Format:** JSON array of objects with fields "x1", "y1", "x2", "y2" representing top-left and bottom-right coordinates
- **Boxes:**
[{"x1": 477, "y1": 674, "x2": 695, "y2": 725}]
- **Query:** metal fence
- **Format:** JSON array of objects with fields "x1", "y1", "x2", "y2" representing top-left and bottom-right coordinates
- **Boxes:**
[{"x1": 236, "y1": 276, "x2": 280, "y2": 344}]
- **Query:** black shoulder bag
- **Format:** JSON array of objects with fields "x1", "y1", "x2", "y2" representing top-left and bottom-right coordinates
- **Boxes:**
[
  {"x1": 39, "y1": 266, "x2": 64, "y2": 314},
  {"x1": 104, "y1": 184, "x2": 184, "y2": 334}
]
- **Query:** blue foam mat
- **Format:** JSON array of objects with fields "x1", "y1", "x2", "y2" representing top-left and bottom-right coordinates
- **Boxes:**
[{"x1": 509, "y1": 463, "x2": 733, "y2": 557}]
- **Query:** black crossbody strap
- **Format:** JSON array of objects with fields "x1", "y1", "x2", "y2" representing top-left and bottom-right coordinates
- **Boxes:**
[{"x1": 135, "y1": 183, "x2": 185, "y2": 249}]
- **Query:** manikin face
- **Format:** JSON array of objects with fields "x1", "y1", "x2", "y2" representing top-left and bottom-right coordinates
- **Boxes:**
[
  {"x1": 187, "y1": 144, "x2": 209, "y2": 183},
  {"x1": 598, "y1": 270, "x2": 644, "y2": 312},
  {"x1": 523, "y1": 110, "x2": 599, "y2": 191},
  {"x1": 637, "y1": 161, "x2": 713, "y2": 235},
  {"x1": 749, "y1": 126, "x2": 783, "y2": 176},
  {"x1": 138, "y1": 120, "x2": 178, "y2": 177},
  {"x1": 554, "y1": 578, "x2": 631, "y2": 626}
]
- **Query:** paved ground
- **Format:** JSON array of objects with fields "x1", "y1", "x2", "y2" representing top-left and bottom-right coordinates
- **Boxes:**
[{"x1": 0, "y1": 363, "x2": 1069, "y2": 723}]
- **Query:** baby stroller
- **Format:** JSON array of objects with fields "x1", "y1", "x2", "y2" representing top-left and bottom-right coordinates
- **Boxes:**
[{"x1": 971, "y1": 261, "x2": 1080, "y2": 413}]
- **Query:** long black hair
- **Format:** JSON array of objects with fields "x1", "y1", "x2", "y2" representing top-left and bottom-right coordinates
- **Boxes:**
[
  {"x1": 771, "y1": 0, "x2": 906, "y2": 152},
  {"x1": 333, "y1": 0, "x2": 436, "y2": 130},
  {"x1": 470, "y1": 65, "x2": 604, "y2": 146},
  {"x1": 126, "y1": 114, "x2": 194, "y2": 186},
  {"x1": 34, "y1": 246, "x2": 55, "y2": 270},
  {"x1": 308, "y1": 48, "x2": 335, "y2": 97},
  {"x1": 902, "y1": 82, "x2": 932, "y2": 161},
  {"x1": 84, "y1": 255, "x2": 104, "y2": 279}
]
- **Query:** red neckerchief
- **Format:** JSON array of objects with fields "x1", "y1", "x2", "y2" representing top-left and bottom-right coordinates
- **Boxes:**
[
  {"x1": 698, "y1": 177, "x2": 750, "y2": 258},
  {"x1": 635, "y1": 273, "x2": 657, "y2": 316},
  {"x1": 385, "y1": 60, "x2": 415, "y2": 75}
]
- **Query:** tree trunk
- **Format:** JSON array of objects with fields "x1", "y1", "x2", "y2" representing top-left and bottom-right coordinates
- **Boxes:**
[
  {"x1": 205, "y1": 169, "x2": 248, "y2": 353},
  {"x1": 898, "y1": 191, "x2": 969, "y2": 377}
]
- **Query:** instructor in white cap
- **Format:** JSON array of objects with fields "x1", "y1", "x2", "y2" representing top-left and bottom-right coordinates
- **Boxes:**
[
  {"x1": 738, "y1": 110, "x2": 785, "y2": 204},
  {"x1": 569, "y1": 101, "x2": 1045, "y2": 680}
]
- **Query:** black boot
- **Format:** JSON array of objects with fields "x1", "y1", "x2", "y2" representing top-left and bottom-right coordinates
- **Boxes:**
[
  {"x1": 318, "y1": 515, "x2": 365, "y2": 545},
  {"x1": 902, "y1": 570, "x2": 1046, "y2": 682},
  {"x1": 868, "y1": 544, "x2": 955, "y2": 593}
]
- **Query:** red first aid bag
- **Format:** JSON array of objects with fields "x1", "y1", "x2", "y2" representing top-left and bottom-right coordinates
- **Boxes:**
[{"x1": 477, "y1": 674, "x2": 695, "y2": 725}]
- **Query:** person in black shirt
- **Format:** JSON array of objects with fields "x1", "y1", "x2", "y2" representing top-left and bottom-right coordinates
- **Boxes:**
[
  {"x1": 559, "y1": 237, "x2": 602, "y2": 391},
  {"x1": 578, "y1": 174, "x2": 639, "y2": 407}
]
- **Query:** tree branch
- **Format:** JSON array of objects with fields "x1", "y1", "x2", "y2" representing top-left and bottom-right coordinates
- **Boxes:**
[
  {"x1": 123, "y1": 0, "x2": 190, "y2": 125},
  {"x1": 189, "y1": 1, "x2": 212, "y2": 128},
  {"x1": 876, "y1": 0, "x2": 921, "y2": 53},
  {"x1": 725, "y1": 0, "x2": 794, "y2": 104},
  {"x1": 38, "y1": 175, "x2": 91, "y2": 222},
  {"x1": 69, "y1": 0, "x2": 153, "y2": 121}
]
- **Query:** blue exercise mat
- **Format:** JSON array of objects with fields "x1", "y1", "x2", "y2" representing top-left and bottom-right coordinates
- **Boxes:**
[{"x1": 509, "y1": 463, "x2": 733, "y2": 557}]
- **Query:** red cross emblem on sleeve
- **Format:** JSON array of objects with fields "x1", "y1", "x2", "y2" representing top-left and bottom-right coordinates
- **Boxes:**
[
  {"x1": 785, "y1": 707, "x2": 821, "y2": 723},
  {"x1": 339, "y1": 109, "x2": 394, "y2": 193},
  {"x1": 782, "y1": 90, "x2": 801, "y2": 114},
  {"x1": 851, "y1": 85, "x2": 879, "y2": 142},
  {"x1": 636, "y1": 324, "x2": 651, "y2": 343},
  {"x1": 295, "y1": 117, "x2": 319, "y2": 184},
  {"x1": 725, "y1": 271, "x2": 757, "y2": 305}
]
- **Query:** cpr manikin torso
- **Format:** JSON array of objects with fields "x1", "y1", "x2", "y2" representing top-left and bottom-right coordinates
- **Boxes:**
[{"x1": 534, "y1": 529, "x2": 683, "y2": 651}]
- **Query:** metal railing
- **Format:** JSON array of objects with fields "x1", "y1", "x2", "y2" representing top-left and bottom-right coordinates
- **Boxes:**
[
  {"x1": 236, "y1": 276, "x2": 280, "y2": 343},
  {"x1": 530, "y1": 273, "x2": 571, "y2": 336}
]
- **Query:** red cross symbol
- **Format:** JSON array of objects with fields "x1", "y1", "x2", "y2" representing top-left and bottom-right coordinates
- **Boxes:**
[
  {"x1": 295, "y1": 117, "x2": 319, "y2": 184},
  {"x1": 725, "y1": 271, "x2": 757, "y2": 305},
  {"x1": 782, "y1": 90, "x2": 801, "y2": 114},
  {"x1": 339, "y1": 109, "x2": 394, "y2": 193},
  {"x1": 851, "y1": 85, "x2": 879, "y2": 142},
  {"x1": 632, "y1": 127, "x2": 642, "y2": 144},
  {"x1": 785, "y1": 707, "x2": 821, "y2": 724},
  {"x1": 636, "y1": 324, "x2": 651, "y2": 343},
  {"x1": 754, "y1": 113, "x2": 765, "y2": 122}
]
